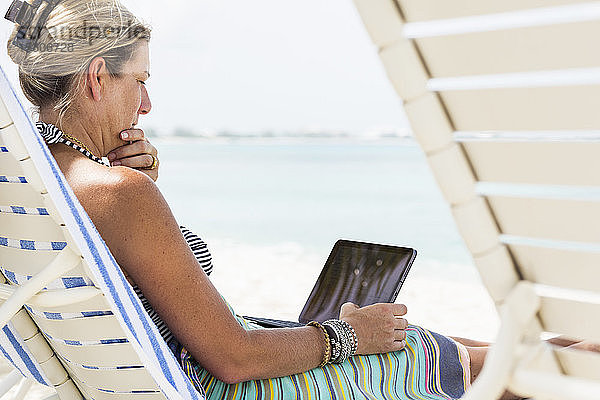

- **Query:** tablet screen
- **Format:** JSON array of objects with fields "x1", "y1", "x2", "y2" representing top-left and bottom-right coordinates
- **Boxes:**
[{"x1": 298, "y1": 240, "x2": 416, "y2": 324}]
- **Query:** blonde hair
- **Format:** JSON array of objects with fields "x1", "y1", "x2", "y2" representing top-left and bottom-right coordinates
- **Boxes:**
[{"x1": 6, "y1": 0, "x2": 151, "y2": 123}]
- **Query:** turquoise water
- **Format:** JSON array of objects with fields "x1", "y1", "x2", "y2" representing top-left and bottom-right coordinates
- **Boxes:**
[{"x1": 155, "y1": 139, "x2": 474, "y2": 276}]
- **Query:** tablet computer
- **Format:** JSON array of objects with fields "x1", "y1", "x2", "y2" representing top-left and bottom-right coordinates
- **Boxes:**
[
  {"x1": 244, "y1": 239, "x2": 417, "y2": 328},
  {"x1": 298, "y1": 239, "x2": 417, "y2": 324}
]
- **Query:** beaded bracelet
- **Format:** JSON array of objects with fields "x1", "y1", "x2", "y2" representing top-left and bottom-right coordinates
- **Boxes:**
[
  {"x1": 330, "y1": 320, "x2": 349, "y2": 363},
  {"x1": 323, "y1": 319, "x2": 358, "y2": 364},
  {"x1": 322, "y1": 324, "x2": 340, "y2": 363},
  {"x1": 307, "y1": 321, "x2": 331, "y2": 367},
  {"x1": 339, "y1": 319, "x2": 358, "y2": 356}
]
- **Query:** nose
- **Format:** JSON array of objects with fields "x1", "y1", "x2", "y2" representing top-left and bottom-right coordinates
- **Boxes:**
[{"x1": 138, "y1": 84, "x2": 152, "y2": 115}]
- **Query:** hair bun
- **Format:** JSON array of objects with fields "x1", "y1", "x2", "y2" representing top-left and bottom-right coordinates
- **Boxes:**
[{"x1": 5, "y1": 0, "x2": 60, "y2": 67}]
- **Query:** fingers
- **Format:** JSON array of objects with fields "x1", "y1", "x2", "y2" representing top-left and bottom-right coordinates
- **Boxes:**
[
  {"x1": 111, "y1": 154, "x2": 156, "y2": 169},
  {"x1": 394, "y1": 317, "x2": 408, "y2": 330},
  {"x1": 394, "y1": 329, "x2": 407, "y2": 342},
  {"x1": 391, "y1": 340, "x2": 406, "y2": 352},
  {"x1": 107, "y1": 129, "x2": 159, "y2": 181},
  {"x1": 108, "y1": 140, "x2": 154, "y2": 163},
  {"x1": 391, "y1": 303, "x2": 407, "y2": 316},
  {"x1": 119, "y1": 128, "x2": 145, "y2": 141}
]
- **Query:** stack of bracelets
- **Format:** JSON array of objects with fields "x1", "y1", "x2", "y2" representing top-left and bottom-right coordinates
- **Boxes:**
[{"x1": 307, "y1": 319, "x2": 358, "y2": 366}]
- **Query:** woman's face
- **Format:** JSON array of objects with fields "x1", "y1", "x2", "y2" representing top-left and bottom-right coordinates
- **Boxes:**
[{"x1": 102, "y1": 41, "x2": 151, "y2": 152}]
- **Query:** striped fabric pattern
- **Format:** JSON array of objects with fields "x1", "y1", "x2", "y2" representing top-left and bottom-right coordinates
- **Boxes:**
[
  {"x1": 1, "y1": 267, "x2": 94, "y2": 289},
  {"x1": 35, "y1": 122, "x2": 110, "y2": 166},
  {"x1": 59, "y1": 354, "x2": 146, "y2": 372},
  {"x1": 0, "y1": 205, "x2": 49, "y2": 215},
  {"x1": 35, "y1": 122, "x2": 63, "y2": 144},
  {"x1": 0, "y1": 323, "x2": 50, "y2": 386},
  {"x1": 180, "y1": 226, "x2": 213, "y2": 276},
  {"x1": 133, "y1": 284, "x2": 174, "y2": 345},
  {"x1": 0, "y1": 236, "x2": 67, "y2": 251},
  {"x1": 24, "y1": 305, "x2": 112, "y2": 321},
  {"x1": 0, "y1": 175, "x2": 27, "y2": 183},
  {"x1": 175, "y1": 310, "x2": 471, "y2": 400},
  {"x1": 45, "y1": 333, "x2": 128, "y2": 347}
]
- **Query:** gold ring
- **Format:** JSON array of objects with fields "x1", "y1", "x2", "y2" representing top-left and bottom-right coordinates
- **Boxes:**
[{"x1": 144, "y1": 154, "x2": 158, "y2": 170}]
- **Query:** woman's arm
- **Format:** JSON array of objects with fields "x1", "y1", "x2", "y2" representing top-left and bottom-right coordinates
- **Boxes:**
[{"x1": 78, "y1": 167, "x2": 407, "y2": 384}]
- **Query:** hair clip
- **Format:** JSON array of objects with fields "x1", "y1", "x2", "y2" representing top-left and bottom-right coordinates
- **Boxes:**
[{"x1": 5, "y1": 0, "x2": 59, "y2": 52}]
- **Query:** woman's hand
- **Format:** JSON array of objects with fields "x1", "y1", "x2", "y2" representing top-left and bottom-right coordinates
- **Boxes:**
[
  {"x1": 107, "y1": 129, "x2": 159, "y2": 181},
  {"x1": 339, "y1": 302, "x2": 408, "y2": 355}
]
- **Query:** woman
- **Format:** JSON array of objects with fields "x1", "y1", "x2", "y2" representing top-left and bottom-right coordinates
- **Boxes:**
[{"x1": 5, "y1": 0, "x2": 509, "y2": 399}]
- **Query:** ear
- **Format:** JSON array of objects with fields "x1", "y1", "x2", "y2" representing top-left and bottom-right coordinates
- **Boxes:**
[{"x1": 86, "y1": 57, "x2": 108, "y2": 101}]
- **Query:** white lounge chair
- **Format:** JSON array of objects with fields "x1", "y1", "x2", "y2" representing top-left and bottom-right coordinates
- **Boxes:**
[
  {"x1": 352, "y1": 1, "x2": 600, "y2": 399},
  {"x1": 0, "y1": 64, "x2": 203, "y2": 399}
]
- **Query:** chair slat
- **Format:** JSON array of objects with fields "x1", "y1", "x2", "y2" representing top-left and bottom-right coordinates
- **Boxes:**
[
  {"x1": 555, "y1": 347, "x2": 600, "y2": 380},
  {"x1": 73, "y1": 377, "x2": 166, "y2": 400},
  {"x1": 417, "y1": 21, "x2": 600, "y2": 77},
  {"x1": 0, "y1": 99, "x2": 11, "y2": 129},
  {"x1": 31, "y1": 314, "x2": 125, "y2": 342},
  {"x1": 0, "y1": 151, "x2": 25, "y2": 176},
  {"x1": 380, "y1": 39, "x2": 429, "y2": 102},
  {"x1": 403, "y1": 92, "x2": 454, "y2": 153},
  {"x1": 488, "y1": 196, "x2": 600, "y2": 243},
  {"x1": 39, "y1": 354, "x2": 69, "y2": 385},
  {"x1": 353, "y1": 0, "x2": 404, "y2": 48},
  {"x1": 61, "y1": 358, "x2": 161, "y2": 392},
  {"x1": 451, "y1": 196, "x2": 500, "y2": 255},
  {"x1": 540, "y1": 296, "x2": 600, "y2": 342},
  {"x1": 49, "y1": 341, "x2": 143, "y2": 368},
  {"x1": 0, "y1": 184, "x2": 46, "y2": 208},
  {"x1": 1, "y1": 125, "x2": 30, "y2": 162},
  {"x1": 10, "y1": 308, "x2": 39, "y2": 340},
  {"x1": 441, "y1": 85, "x2": 600, "y2": 131},
  {"x1": 0, "y1": 213, "x2": 65, "y2": 242},
  {"x1": 0, "y1": 246, "x2": 88, "y2": 278},
  {"x1": 511, "y1": 244, "x2": 600, "y2": 293},
  {"x1": 464, "y1": 142, "x2": 600, "y2": 186},
  {"x1": 25, "y1": 332, "x2": 54, "y2": 363},
  {"x1": 54, "y1": 379, "x2": 82, "y2": 400},
  {"x1": 397, "y1": 0, "x2": 592, "y2": 21},
  {"x1": 472, "y1": 245, "x2": 520, "y2": 303},
  {"x1": 25, "y1": 290, "x2": 109, "y2": 313}
]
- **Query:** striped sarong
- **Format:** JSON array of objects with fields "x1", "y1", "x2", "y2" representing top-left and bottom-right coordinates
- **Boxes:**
[{"x1": 170, "y1": 304, "x2": 471, "y2": 400}]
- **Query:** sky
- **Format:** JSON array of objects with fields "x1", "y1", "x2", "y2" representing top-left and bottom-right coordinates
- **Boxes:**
[{"x1": 0, "y1": 0, "x2": 409, "y2": 135}]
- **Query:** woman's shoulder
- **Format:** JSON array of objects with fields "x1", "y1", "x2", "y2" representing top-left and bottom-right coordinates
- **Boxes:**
[
  {"x1": 100, "y1": 166, "x2": 157, "y2": 200},
  {"x1": 76, "y1": 165, "x2": 156, "y2": 203},
  {"x1": 72, "y1": 165, "x2": 166, "y2": 231}
]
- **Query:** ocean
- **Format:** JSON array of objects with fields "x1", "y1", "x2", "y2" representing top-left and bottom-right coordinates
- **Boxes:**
[
  {"x1": 154, "y1": 138, "x2": 499, "y2": 340},
  {"x1": 156, "y1": 139, "x2": 473, "y2": 272}
]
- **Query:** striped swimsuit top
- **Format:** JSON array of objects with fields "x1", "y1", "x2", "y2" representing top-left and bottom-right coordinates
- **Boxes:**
[{"x1": 132, "y1": 226, "x2": 214, "y2": 344}]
